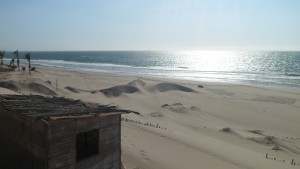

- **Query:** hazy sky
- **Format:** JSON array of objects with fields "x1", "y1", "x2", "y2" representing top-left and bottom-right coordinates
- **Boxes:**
[{"x1": 0, "y1": 0, "x2": 300, "y2": 51}]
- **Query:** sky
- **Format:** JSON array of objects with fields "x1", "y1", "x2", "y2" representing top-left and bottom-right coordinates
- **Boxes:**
[{"x1": 0, "y1": 0, "x2": 300, "y2": 51}]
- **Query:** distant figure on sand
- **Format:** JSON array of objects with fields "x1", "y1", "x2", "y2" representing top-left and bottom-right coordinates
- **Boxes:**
[
  {"x1": 21, "y1": 65, "x2": 26, "y2": 71},
  {"x1": 17, "y1": 59, "x2": 20, "y2": 70},
  {"x1": 8, "y1": 58, "x2": 15, "y2": 67},
  {"x1": 25, "y1": 53, "x2": 31, "y2": 74},
  {"x1": 0, "y1": 50, "x2": 5, "y2": 65},
  {"x1": 30, "y1": 67, "x2": 36, "y2": 71},
  {"x1": 13, "y1": 50, "x2": 20, "y2": 71}
]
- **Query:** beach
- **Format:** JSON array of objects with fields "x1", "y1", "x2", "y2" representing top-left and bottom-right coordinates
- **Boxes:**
[
  {"x1": 0, "y1": 67, "x2": 300, "y2": 169},
  {"x1": 2, "y1": 0, "x2": 300, "y2": 168}
]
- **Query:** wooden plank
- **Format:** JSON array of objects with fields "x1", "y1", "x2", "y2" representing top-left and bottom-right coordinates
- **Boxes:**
[
  {"x1": 48, "y1": 137, "x2": 75, "y2": 158},
  {"x1": 0, "y1": 110, "x2": 46, "y2": 169},
  {"x1": 48, "y1": 138, "x2": 76, "y2": 169},
  {"x1": 75, "y1": 155, "x2": 101, "y2": 169},
  {"x1": 100, "y1": 118, "x2": 119, "y2": 127},
  {"x1": 56, "y1": 164, "x2": 76, "y2": 169},
  {"x1": 48, "y1": 155, "x2": 75, "y2": 169},
  {"x1": 48, "y1": 119, "x2": 75, "y2": 140},
  {"x1": 98, "y1": 115, "x2": 121, "y2": 169},
  {"x1": 32, "y1": 120, "x2": 46, "y2": 147},
  {"x1": 1, "y1": 96, "x2": 124, "y2": 169},
  {"x1": 75, "y1": 117, "x2": 99, "y2": 133},
  {"x1": 48, "y1": 121, "x2": 76, "y2": 169},
  {"x1": 102, "y1": 157, "x2": 120, "y2": 169}
]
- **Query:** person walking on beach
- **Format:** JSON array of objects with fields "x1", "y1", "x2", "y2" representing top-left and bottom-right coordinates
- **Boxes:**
[
  {"x1": 8, "y1": 58, "x2": 15, "y2": 67},
  {"x1": 25, "y1": 53, "x2": 31, "y2": 74},
  {"x1": 0, "y1": 51, "x2": 5, "y2": 65},
  {"x1": 13, "y1": 50, "x2": 20, "y2": 71}
]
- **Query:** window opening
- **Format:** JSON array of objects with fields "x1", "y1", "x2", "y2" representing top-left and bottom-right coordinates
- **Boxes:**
[{"x1": 76, "y1": 129, "x2": 99, "y2": 161}]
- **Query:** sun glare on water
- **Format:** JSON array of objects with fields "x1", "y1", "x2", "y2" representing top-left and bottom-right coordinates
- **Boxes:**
[{"x1": 175, "y1": 50, "x2": 239, "y2": 72}]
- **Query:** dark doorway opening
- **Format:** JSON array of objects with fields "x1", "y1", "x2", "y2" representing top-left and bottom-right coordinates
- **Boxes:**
[{"x1": 76, "y1": 129, "x2": 99, "y2": 161}]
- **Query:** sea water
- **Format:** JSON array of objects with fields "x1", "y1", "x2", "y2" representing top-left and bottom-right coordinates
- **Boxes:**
[{"x1": 4, "y1": 51, "x2": 300, "y2": 88}]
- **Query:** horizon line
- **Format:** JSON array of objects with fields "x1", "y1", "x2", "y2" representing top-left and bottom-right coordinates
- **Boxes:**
[{"x1": 2, "y1": 49, "x2": 300, "y2": 52}]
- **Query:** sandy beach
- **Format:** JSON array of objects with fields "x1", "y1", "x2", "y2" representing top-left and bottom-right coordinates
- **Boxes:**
[{"x1": 1, "y1": 67, "x2": 300, "y2": 169}]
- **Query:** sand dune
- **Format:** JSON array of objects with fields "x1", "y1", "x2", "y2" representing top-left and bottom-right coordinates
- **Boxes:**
[
  {"x1": 65, "y1": 86, "x2": 81, "y2": 93},
  {"x1": 0, "y1": 81, "x2": 19, "y2": 92},
  {"x1": 0, "y1": 87, "x2": 19, "y2": 95},
  {"x1": 148, "y1": 112, "x2": 164, "y2": 118},
  {"x1": 99, "y1": 85, "x2": 140, "y2": 97},
  {"x1": 161, "y1": 103, "x2": 202, "y2": 114},
  {"x1": 219, "y1": 127, "x2": 300, "y2": 156},
  {"x1": 27, "y1": 82, "x2": 57, "y2": 96},
  {"x1": 1, "y1": 67, "x2": 300, "y2": 169},
  {"x1": 65, "y1": 79, "x2": 146, "y2": 96},
  {"x1": 161, "y1": 103, "x2": 189, "y2": 113},
  {"x1": 155, "y1": 82, "x2": 195, "y2": 92},
  {"x1": 64, "y1": 86, "x2": 93, "y2": 93},
  {"x1": 0, "y1": 65, "x2": 14, "y2": 72},
  {"x1": 0, "y1": 79, "x2": 57, "y2": 96},
  {"x1": 127, "y1": 79, "x2": 146, "y2": 87},
  {"x1": 65, "y1": 79, "x2": 196, "y2": 98},
  {"x1": 248, "y1": 134, "x2": 300, "y2": 155}
]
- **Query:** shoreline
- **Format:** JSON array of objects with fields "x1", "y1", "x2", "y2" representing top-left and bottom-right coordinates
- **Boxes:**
[
  {"x1": 32, "y1": 65, "x2": 300, "y2": 91},
  {"x1": 39, "y1": 65, "x2": 300, "y2": 93},
  {"x1": 2, "y1": 64, "x2": 300, "y2": 96},
  {"x1": 2, "y1": 55, "x2": 300, "y2": 90}
]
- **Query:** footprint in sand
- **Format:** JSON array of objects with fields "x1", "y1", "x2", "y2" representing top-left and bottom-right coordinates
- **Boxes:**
[
  {"x1": 149, "y1": 112, "x2": 164, "y2": 117},
  {"x1": 143, "y1": 157, "x2": 150, "y2": 162},
  {"x1": 161, "y1": 103, "x2": 202, "y2": 114},
  {"x1": 139, "y1": 150, "x2": 147, "y2": 156},
  {"x1": 161, "y1": 103, "x2": 187, "y2": 113},
  {"x1": 155, "y1": 83, "x2": 195, "y2": 93},
  {"x1": 190, "y1": 106, "x2": 201, "y2": 112},
  {"x1": 252, "y1": 96, "x2": 296, "y2": 105},
  {"x1": 138, "y1": 150, "x2": 150, "y2": 162},
  {"x1": 247, "y1": 129, "x2": 264, "y2": 135}
]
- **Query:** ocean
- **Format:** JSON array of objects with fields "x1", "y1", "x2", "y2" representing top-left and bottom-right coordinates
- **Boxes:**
[{"x1": 4, "y1": 51, "x2": 300, "y2": 88}]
